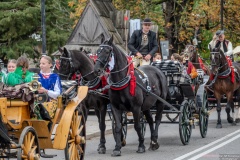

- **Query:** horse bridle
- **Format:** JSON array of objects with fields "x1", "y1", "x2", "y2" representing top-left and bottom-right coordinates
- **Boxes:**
[
  {"x1": 58, "y1": 55, "x2": 75, "y2": 80},
  {"x1": 210, "y1": 51, "x2": 229, "y2": 75},
  {"x1": 59, "y1": 50, "x2": 93, "y2": 79},
  {"x1": 96, "y1": 44, "x2": 113, "y2": 70}
]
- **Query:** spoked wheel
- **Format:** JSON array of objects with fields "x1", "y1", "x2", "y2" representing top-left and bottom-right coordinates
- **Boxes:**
[
  {"x1": 112, "y1": 112, "x2": 127, "y2": 147},
  {"x1": 140, "y1": 113, "x2": 147, "y2": 137},
  {"x1": 17, "y1": 126, "x2": 40, "y2": 160},
  {"x1": 179, "y1": 100, "x2": 193, "y2": 145},
  {"x1": 65, "y1": 110, "x2": 86, "y2": 160},
  {"x1": 199, "y1": 91, "x2": 209, "y2": 138}
]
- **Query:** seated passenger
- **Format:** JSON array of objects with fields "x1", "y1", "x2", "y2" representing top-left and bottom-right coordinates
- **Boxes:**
[
  {"x1": 4, "y1": 56, "x2": 34, "y2": 86},
  {"x1": 7, "y1": 59, "x2": 17, "y2": 73},
  {"x1": 171, "y1": 53, "x2": 198, "y2": 79},
  {"x1": 37, "y1": 55, "x2": 62, "y2": 99},
  {"x1": 1, "y1": 59, "x2": 17, "y2": 83},
  {"x1": 153, "y1": 53, "x2": 162, "y2": 62}
]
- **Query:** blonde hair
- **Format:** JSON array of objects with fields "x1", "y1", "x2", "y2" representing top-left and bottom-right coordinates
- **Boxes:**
[
  {"x1": 8, "y1": 59, "x2": 17, "y2": 65},
  {"x1": 17, "y1": 56, "x2": 29, "y2": 69},
  {"x1": 41, "y1": 55, "x2": 53, "y2": 65}
]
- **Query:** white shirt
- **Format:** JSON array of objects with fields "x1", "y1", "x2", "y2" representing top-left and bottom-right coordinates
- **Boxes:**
[{"x1": 208, "y1": 40, "x2": 233, "y2": 56}]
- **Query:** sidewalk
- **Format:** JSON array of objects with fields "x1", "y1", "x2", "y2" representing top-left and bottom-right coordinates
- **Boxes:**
[{"x1": 86, "y1": 115, "x2": 113, "y2": 140}]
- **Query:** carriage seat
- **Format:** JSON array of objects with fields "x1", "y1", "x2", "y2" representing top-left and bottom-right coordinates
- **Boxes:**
[
  {"x1": 61, "y1": 80, "x2": 78, "y2": 99},
  {"x1": 152, "y1": 60, "x2": 186, "y2": 86}
]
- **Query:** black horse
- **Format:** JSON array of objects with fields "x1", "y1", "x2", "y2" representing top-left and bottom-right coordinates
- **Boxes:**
[
  {"x1": 94, "y1": 36, "x2": 168, "y2": 156},
  {"x1": 208, "y1": 45, "x2": 240, "y2": 128},
  {"x1": 58, "y1": 47, "x2": 109, "y2": 154}
]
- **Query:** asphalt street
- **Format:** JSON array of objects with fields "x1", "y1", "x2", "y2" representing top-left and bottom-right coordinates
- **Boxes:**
[{"x1": 41, "y1": 107, "x2": 240, "y2": 160}]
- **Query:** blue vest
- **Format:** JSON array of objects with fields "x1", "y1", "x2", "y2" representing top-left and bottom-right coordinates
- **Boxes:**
[{"x1": 38, "y1": 73, "x2": 62, "y2": 93}]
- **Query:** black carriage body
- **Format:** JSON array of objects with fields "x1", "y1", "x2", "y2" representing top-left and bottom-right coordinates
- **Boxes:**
[{"x1": 152, "y1": 61, "x2": 195, "y2": 106}]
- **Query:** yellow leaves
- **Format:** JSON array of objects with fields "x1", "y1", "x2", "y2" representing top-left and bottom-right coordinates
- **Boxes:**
[
  {"x1": 166, "y1": 22, "x2": 172, "y2": 28},
  {"x1": 68, "y1": 1, "x2": 75, "y2": 7}
]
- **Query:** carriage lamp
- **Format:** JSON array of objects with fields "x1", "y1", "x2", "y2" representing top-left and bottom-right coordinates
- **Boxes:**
[{"x1": 29, "y1": 73, "x2": 41, "y2": 91}]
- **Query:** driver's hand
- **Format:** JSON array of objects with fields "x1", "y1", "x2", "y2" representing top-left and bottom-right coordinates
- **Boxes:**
[
  {"x1": 145, "y1": 54, "x2": 152, "y2": 61},
  {"x1": 136, "y1": 52, "x2": 143, "y2": 58}
]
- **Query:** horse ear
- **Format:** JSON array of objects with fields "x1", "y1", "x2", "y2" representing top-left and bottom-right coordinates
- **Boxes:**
[
  {"x1": 108, "y1": 35, "x2": 113, "y2": 45},
  {"x1": 100, "y1": 34, "x2": 105, "y2": 44},
  {"x1": 63, "y1": 47, "x2": 70, "y2": 57},
  {"x1": 58, "y1": 47, "x2": 63, "y2": 53}
]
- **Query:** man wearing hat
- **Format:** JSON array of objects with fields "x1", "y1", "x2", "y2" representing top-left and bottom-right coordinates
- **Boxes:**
[
  {"x1": 128, "y1": 18, "x2": 158, "y2": 67},
  {"x1": 209, "y1": 30, "x2": 234, "y2": 61}
]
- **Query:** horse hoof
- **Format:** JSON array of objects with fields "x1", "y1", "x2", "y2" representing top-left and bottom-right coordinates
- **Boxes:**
[
  {"x1": 136, "y1": 146, "x2": 145, "y2": 153},
  {"x1": 111, "y1": 150, "x2": 121, "y2": 157},
  {"x1": 235, "y1": 118, "x2": 240, "y2": 123},
  {"x1": 216, "y1": 124, "x2": 222, "y2": 128},
  {"x1": 98, "y1": 147, "x2": 106, "y2": 154},
  {"x1": 148, "y1": 141, "x2": 159, "y2": 151},
  {"x1": 227, "y1": 117, "x2": 234, "y2": 123},
  {"x1": 121, "y1": 138, "x2": 126, "y2": 147}
]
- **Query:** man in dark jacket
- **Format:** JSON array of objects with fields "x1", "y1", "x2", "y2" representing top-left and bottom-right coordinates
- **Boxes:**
[{"x1": 128, "y1": 18, "x2": 158, "y2": 67}]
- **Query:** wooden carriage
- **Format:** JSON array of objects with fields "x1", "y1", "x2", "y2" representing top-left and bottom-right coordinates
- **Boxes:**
[{"x1": 0, "y1": 82, "x2": 88, "y2": 160}]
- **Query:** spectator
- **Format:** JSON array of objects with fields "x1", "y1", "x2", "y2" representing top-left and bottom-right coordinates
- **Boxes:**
[
  {"x1": 208, "y1": 30, "x2": 234, "y2": 61},
  {"x1": 4, "y1": 56, "x2": 34, "y2": 86},
  {"x1": 128, "y1": 18, "x2": 158, "y2": 67}
]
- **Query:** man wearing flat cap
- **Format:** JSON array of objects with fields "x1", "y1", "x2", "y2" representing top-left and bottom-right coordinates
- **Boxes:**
[
  {"x1": 128, "y1": 18, "x2": 158, "y2": 67},
  {"x1": 209, "y1": 30, "x2": 234, "y2": 61}
]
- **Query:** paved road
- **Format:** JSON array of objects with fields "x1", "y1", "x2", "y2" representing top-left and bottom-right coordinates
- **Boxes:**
[{"x1": 41, "y1": 108, "x2": 240, "y2": 160}]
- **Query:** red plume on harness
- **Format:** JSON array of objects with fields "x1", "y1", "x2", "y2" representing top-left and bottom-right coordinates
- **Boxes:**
[
  {"x1": 128, "y1": 57, "x2": 136, "y2": 96},
  {"x1": 226, "y1": 56, "x2": 234, "y2": 83}
]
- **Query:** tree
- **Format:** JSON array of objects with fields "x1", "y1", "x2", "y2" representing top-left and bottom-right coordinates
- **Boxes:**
[{"x1": 0, "y1": 0, "x2": 76, "y2": 62}]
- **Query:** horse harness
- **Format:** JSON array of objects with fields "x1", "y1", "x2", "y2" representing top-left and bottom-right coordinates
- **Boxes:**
[
  {"x1": 59, "y1": 50, "x2": 104, "y2": 92},
  {"x1": 207, "y1": 52, "x2": 240, "y2": 88},
  {"x1": 96, "y1": 44, "x2": 151, "y2": 96}
]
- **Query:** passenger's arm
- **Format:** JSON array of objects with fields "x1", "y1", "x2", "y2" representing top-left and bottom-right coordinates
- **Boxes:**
[{"x1": 47, "y1": 77, "x2": 61, "y2": 99}]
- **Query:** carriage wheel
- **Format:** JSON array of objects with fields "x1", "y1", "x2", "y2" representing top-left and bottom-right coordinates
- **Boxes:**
[
  {"x1": 179, "y1": 100, "x2": 193, "y2": 145},
  {"x1": 65, "y1": 110, "x2": 86, "y2": 160},
  {"x1": 112, "y1": 112, "x2": 127, "y2": 147},
  {"x1": 199, "y1": 91, "x2": 209, "y2": 138},
  {"x1": 17, "y1": 126, "x2": 40, "y2": 160}
]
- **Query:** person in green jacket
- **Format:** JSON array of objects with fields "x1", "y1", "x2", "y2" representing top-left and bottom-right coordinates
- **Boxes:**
[{"x1": 5, "y1": 56, "x2": 34, "y2": 86}]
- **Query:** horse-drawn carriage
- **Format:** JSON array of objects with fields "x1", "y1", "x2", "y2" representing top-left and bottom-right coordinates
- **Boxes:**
[{"x1": 0, "y1": 78, "x2": 88, "y2": 160}]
